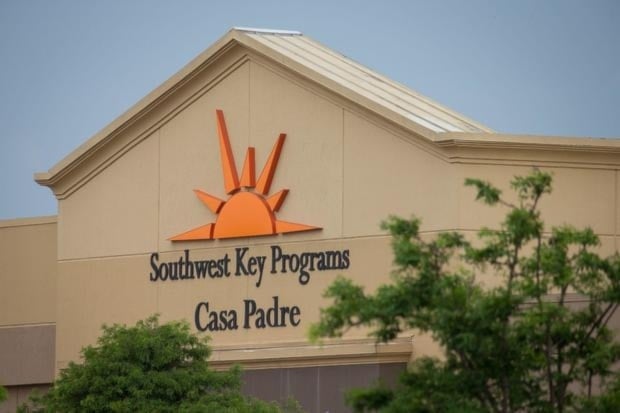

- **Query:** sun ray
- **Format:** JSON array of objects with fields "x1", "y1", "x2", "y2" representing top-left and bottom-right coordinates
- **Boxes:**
[
  {"x1": 216, "y1": 110, "x2": 240, "y2": 194},
  {"x1": 193, "y1": 190, "x2": 224, "y2": 214},
  {"x1": 266, "y1": 189, "x2": 288, "y2": 212},
  {"x1": 240, "y1": 147, "x2": 256, "y2": 188},
  {"x1": 275, "y1": 220, "x2": 319, "y2": 234},
  {"x1": 256, "y1": 133, "x2": 285, "y2": 195},
  {"x1": 169, "y1": 224, "x2": 214, "y2": 241}
]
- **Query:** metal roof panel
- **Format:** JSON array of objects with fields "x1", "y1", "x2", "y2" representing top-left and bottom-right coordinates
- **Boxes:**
[{"x1": 243, "y1": 30, "x2": 492, "y2": 133}]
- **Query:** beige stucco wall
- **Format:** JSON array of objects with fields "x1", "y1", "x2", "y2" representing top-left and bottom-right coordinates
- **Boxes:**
[
  {"x1": 24, "y1": 46, "x2": 620, "y2": 375},
  {"x1": 57, "y1": 135, "x2": 159, "y2": 260},
  {"x1": 343, "y1": 111, "x2": 458, "y2": 236},
  {"x1": 52, "y1": 56, "x2": 447, "y2": 371},
  {"x1": 457, "y1": 164, "x2": 617, "y2": 235},
  {"x1": 0, "y1": 217, "x2": 56, "y2": 326}
]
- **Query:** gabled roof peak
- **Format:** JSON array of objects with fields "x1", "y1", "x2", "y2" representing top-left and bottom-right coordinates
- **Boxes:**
[{"x1": 35, "y1": 27, "x2": 495, "y2": 193}]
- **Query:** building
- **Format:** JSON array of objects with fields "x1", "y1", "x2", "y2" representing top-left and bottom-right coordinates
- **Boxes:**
[{"x1": 2, "y1": 28, "x2": 620, "y2": 412}]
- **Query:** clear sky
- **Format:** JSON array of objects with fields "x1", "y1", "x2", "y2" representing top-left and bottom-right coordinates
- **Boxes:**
[{"x1": 0, "y1": 0, "x2": 619, "y2": 219}]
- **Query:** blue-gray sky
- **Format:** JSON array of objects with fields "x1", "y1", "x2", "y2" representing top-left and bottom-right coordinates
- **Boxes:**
[{"x1": 1, "y1": 0, "x2": 619, "y2": 219}]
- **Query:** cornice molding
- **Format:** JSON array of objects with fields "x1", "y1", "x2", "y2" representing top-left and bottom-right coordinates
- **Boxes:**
[
  {"x1": 208, "y1": 336, "x2": 413, "y2": 370},
  {"x1": 0, "y1": 215, "x2": 57, "y2": 228},
  {"x1": 436, "y1": 134, "x2": 620, "y2": 168}
]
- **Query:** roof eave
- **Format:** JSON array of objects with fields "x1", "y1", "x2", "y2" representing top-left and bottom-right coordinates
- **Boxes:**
[{"x1": 437, "y1": 132, "x2": 620, "y2": 152}]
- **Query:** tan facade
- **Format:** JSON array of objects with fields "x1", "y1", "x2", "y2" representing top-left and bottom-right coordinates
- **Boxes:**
[{"x1": 2, "y1": 28, "x2": 620, "y2": 412}]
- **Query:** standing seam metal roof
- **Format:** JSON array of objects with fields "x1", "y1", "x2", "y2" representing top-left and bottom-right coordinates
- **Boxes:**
[{"x1": 241, "y1": 28, "x2": 492, "y2": 134}]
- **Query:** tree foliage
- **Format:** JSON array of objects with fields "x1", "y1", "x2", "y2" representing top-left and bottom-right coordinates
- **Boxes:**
[
  {"x1": 311, "y1": 170, "x2": 620, "y2": 413},
  {"x1": 0, "y1": 384, "x2": 7, "y2": 403},
  {"x1": 20, "y1": 315, "x2": 294, "y2": 413}
]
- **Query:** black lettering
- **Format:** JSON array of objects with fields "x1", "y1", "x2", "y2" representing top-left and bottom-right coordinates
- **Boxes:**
[
  {"x1": 342, "y1": 250, "x2": 350, "y2": 269},
  {"x1": 208, "y1": 260, "x2": 220, "y2": 278},
  {"x1": 308, "y1": 253, "x2": 318, "y2": 271},
  {"x1": 247, "y1": 256, "x2": 258, "y2": 275},
  {"x1": 317, "y1": 252, "x2": 326, "y2": 270},
  {"x1": 280, "y1": 306, "x2": 290, "y2": 327},
  {"x1": 255, "y1": 308, "x2": 266, "y2": 329},
  {"x1": 222, "y1": 254, "x2": 231, "y2": 276},
  {"x1": 244, "y1": 299, "x2": 256, "y2": 329},
  {"x1": 160, "y1": 262, "x2": 169, "y2": 281},
  {"x1": 255, "y1": 256, "x2": 266, "y2": 288},
  {"x1": 183, "y1": 250, "x2": 194, "y2": 279},
  {"x1": 195, "y1": 260, "x2": 208, "y2": 279},
  {"x1": 227, "y1": 310, "x2": 238, "y2": 330},
  {"x1": 266, "y1": 296, "x2": 279, "y2": 327},
  {"x1": 271, "y1": 245, "x2": 282, "y2": 274},
  {"x1": 207, "y1": 311, "x2": 219, "y2": 331},
  {"x1": 194, "y1": 302, "x2": 209, "y2": 332},
  {"x1": 300, "y1": 253, "x2": 310, "y2": 272},
  {"x1": 300, "y1": 253, "x2": 312, "y2": 285},
  {"x1": 149, "y1": 253, "x2": 160, "y2": 281},
  {"x1": 178, "y1": 256, "x2": 186, "y2": 280},
  {"x1": 334, "y1": 251, "x2": 343, "y2": 268},
  {"x1": 281, "y1": 253, "x2": 289, "y2": 273},
  {"x1": 290, "y1": 306, "x2": 301, "y2": 326},
  {"x1": 325, "y1": 251, "x2": 337, "y2": 268},
  {"x1": 299, "y1": 268, "x2": 310, "y2": 285},
  {"x1": 219, "y1": 311, "x2": 229, "y2": 330},
  {"x1": 170, "y1": 261, "x2": 179, "y2": 280},
  {"x1": 236, "y1": 247, "x2": 249, "y2": 275},
  {"x1": 289, "y1": 254, "x2": 300, "y2": 273}
]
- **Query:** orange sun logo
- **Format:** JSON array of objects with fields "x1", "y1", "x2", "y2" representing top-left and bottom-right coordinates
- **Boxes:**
[{"x1": 170, "y1": 110, "x2": 321, "y2": 241}]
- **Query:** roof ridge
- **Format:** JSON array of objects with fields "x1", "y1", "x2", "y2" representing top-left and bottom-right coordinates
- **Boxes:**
[{"x1": 233, "y1": 27, "x2": 302, "y2": 36}]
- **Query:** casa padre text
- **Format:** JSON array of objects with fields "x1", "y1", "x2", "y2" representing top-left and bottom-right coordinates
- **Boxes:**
[{"x1": 148, "y1": 245, "x2": 350, "y2": 332}]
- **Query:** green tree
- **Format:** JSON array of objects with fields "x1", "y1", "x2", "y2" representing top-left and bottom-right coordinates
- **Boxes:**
[
  {"x1": 311, "y1": 170, "x2": 620, "y2": 413},
  {"x1": 0, "y1": 384, "x2": 7, "y2": 403},
  {"x1": 20, "y1": 315, "x2": 295, "y2": 413}
]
